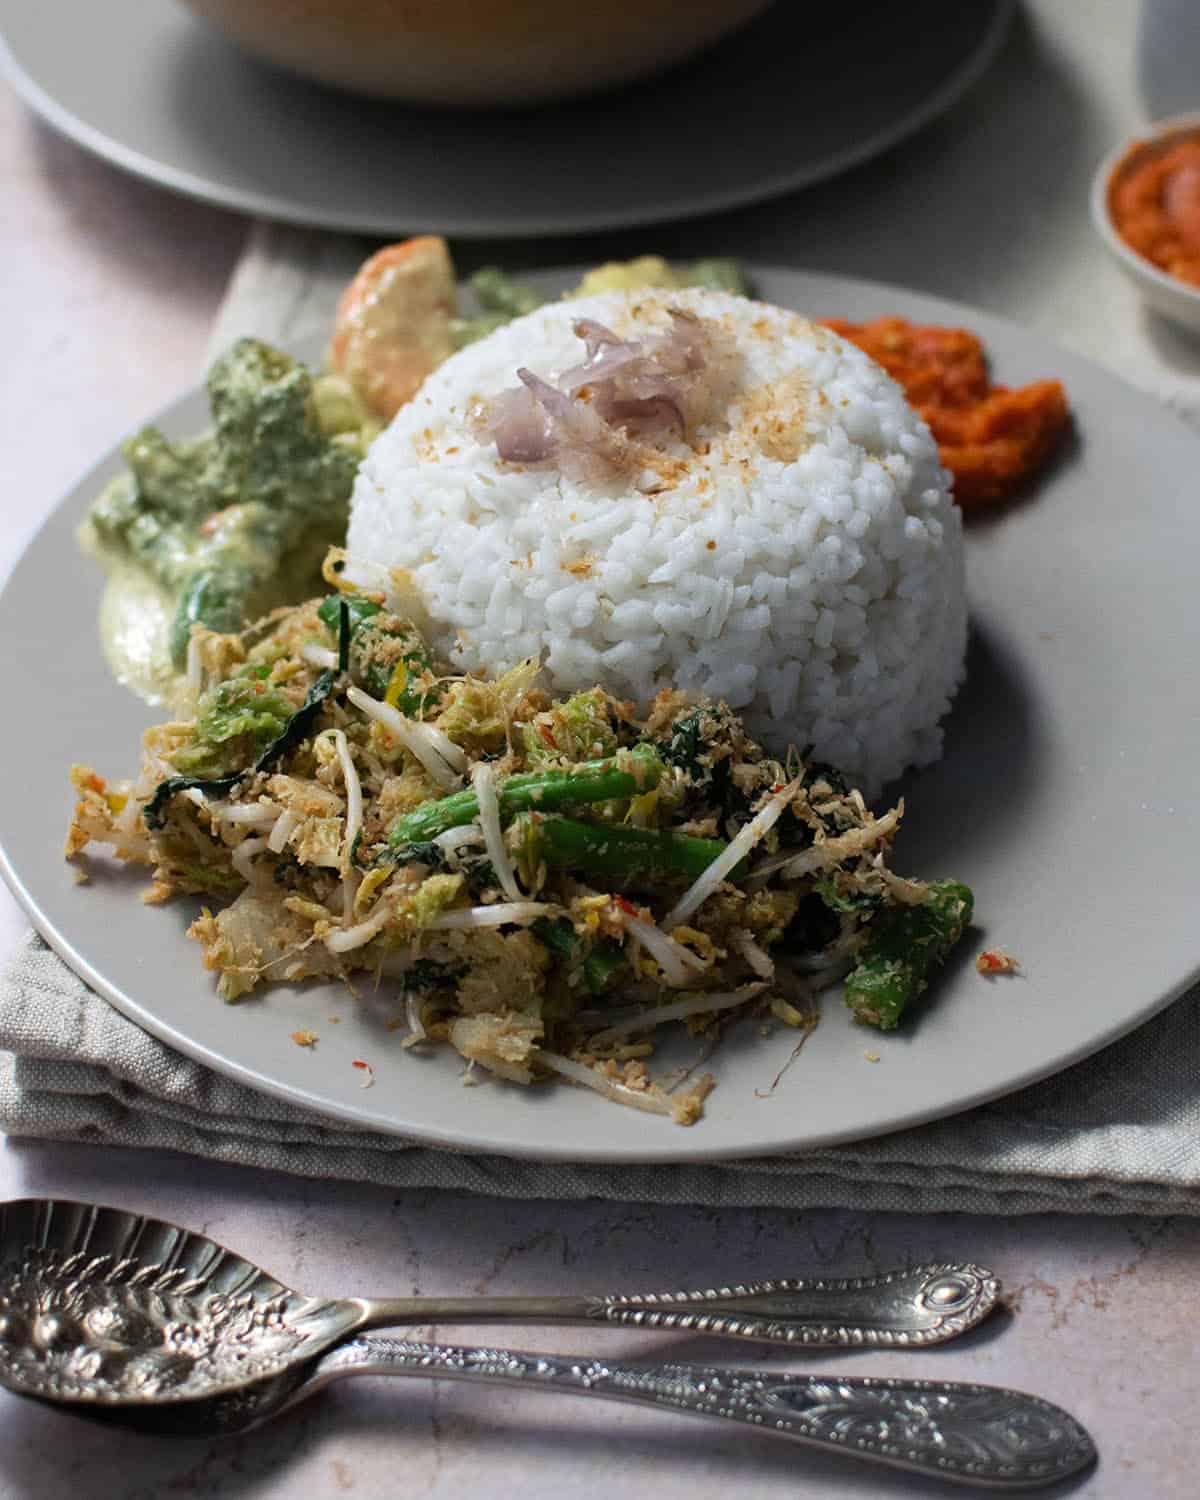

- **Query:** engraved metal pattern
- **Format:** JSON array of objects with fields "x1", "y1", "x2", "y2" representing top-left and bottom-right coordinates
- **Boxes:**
[
  {"x1": 0, "y1": 1199, "x2": 349, "y2": 1405},
  {"x1": 588, "y1": 1263, "x2": 1000, "y2": 1346},
  {"x1": 5, "y1": 1324, "x2": 1097, "y2": 1488},
  {"x1": 299, "y1": 1338, "x2": 1097, "y2": 1490}
]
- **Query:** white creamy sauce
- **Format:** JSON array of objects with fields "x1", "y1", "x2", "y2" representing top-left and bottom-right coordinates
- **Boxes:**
[{"x1": 97, "y1": 565, "x2": 179, "y2": 707}]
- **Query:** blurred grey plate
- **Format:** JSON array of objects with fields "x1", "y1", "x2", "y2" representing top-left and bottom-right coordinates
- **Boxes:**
[
  {"x1": 0, "y1": 0, "x2": 1010, "y2": 237},
  {"x1": 2, "y1": 264, "x2": 1199, "y2": 1163}
]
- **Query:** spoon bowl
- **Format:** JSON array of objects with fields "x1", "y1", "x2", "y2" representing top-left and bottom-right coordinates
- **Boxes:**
[{"x1": 0, "y1": 1198, "x2": 360, "y2": 1407}]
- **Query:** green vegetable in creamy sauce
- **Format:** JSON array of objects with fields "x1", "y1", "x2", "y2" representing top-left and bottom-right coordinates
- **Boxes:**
[{"x1": 87, "y1": 338, "x2": 366, "y2": 675}]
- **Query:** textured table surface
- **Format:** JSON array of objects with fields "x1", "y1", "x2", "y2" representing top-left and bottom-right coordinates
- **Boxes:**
[{"x1": 3, "y1": 4, "x2": 1200, "y2": 1496}]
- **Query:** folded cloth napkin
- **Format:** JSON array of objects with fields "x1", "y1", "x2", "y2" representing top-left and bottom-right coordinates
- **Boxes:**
[
  {"x1": 5, "y1": 930, "x2": 1200, "y2": 1213},
  {"x1": 5, "y1": 223, "x2": 1200, "y2": 1213}
]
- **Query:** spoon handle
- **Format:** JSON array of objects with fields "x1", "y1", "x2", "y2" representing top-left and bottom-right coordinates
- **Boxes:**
[
  {"x1": 358, "y1": 1262, "x2": 999, "y2": 1348},
  {"x1": 304, "y1": 1337, "x2": 1095, "y2": 1490}
]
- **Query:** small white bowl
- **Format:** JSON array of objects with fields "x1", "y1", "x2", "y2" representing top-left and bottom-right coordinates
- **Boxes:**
[{"x1": 1091, "y1": 113, "x2": 1200, "y2": 335}]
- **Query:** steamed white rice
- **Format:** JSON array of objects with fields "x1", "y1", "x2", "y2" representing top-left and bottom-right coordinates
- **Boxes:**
[{"x1": 347, "y1": 287, "x2": 967, "y2": 792}]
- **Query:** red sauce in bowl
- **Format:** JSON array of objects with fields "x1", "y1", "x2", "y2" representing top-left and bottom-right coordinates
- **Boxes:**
[{"x1": 1108, "y1": 134, "x2": 1200, "y2": 289}]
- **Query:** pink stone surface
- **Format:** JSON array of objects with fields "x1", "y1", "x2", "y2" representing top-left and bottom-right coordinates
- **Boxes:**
[{"x1": 2, "y1": 6, "x2": 1199, "y2": 1495}]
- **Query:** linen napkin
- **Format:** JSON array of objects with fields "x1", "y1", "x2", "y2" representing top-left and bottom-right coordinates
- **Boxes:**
[
  {"x1": 5, "y1": 928, "x2": 1200, "y2": 1214},
  {"x1": 4, "y1": 222, "x2": 1200, "y2": 1213}
]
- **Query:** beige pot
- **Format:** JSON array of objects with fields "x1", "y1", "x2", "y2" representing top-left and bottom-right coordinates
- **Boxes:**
[{"x1": 179, "y1": 0, "x2": 773, "y2": 108}]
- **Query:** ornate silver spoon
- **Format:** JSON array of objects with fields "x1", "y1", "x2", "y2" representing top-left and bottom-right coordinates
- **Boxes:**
[
  {"x1": 3, "y1": 1327, "x2": 1096, "y2": 1489},
  {"x1": 256, "y1": 1339, "x2": 1096, "y2": 1488},
  {"x1": 0, "y1": 1198, "x2": 999, "y2": 1402}
]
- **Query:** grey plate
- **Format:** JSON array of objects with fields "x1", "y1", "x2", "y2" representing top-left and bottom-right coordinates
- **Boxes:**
[
  {"x1": 2, "y1": 264, "x2": 1199, "y2": 1164},
  {"x1": 0, "y1": 0, "x2": 1010, "y2": 238}
]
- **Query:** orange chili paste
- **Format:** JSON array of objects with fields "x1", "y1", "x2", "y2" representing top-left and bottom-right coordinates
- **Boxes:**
[
  {"x1": 820, "y1": 317, "x2": 1070, "y2": 510},
  {"x1": 1109, "y1": 136, "x2": 1200, "y2": 289}
]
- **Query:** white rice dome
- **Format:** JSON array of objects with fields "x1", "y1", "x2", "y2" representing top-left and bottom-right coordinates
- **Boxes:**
[{"x1": 348, "y1": 288, "x2": 967, "y2": 792}]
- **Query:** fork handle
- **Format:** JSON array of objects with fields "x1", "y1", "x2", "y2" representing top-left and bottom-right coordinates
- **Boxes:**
[
  {"x1": 305, "y1": 1337, "x2": 1095, "y2": 1491},
  {"x1": 356, "y1": 1262, "x2": 1000, "y2": 1348}
]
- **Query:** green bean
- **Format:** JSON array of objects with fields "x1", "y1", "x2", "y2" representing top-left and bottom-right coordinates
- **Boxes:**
[
  {"x1": 843, "y1": 880, "x2": 974, "y2": 1031},
  {"x1": 387, "y1": 745, "x2": 664, "y2": 846},
  {"x1": 519, "y1": 813, "x2": 726, "y2": 884}
]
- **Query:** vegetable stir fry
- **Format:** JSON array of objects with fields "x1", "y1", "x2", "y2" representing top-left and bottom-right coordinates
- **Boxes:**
[
  {"x1": 85, "y1": 339, "x2": 367, "y2": 669},
  {"x1": 66, "y1": 587, "x2": 971, "y2": 1123}
]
